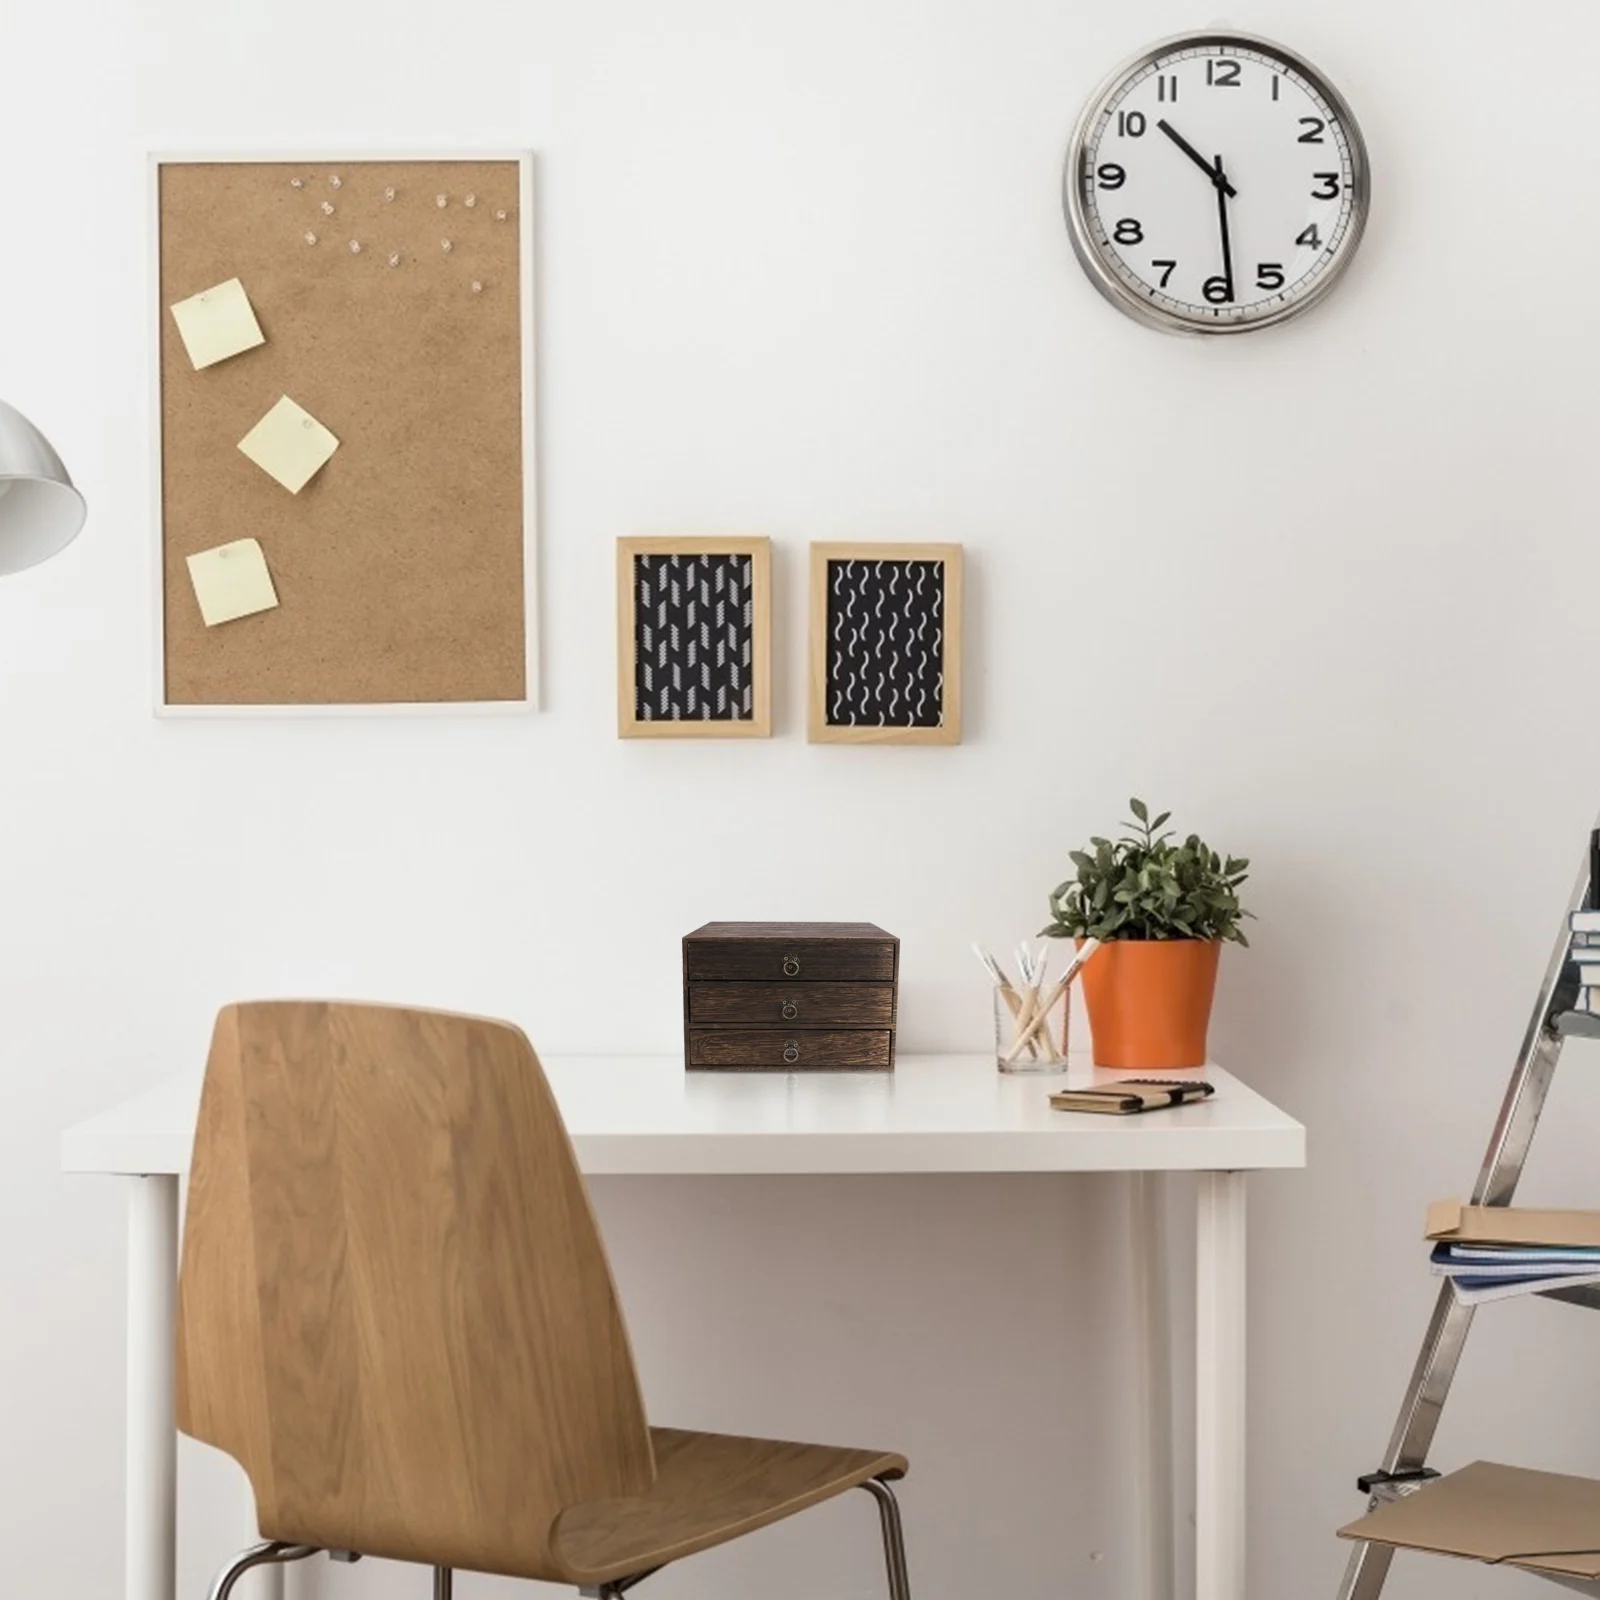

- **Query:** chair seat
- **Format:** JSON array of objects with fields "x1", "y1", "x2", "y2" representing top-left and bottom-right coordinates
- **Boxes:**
[{"x1": 554, "y1": 1426, "x2": 907, "y2": 1585}]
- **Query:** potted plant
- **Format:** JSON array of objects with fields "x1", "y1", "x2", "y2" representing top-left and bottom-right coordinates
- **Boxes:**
[{"x1": 1041, "y1": 799, "x2": 1250, "y2": 1070}]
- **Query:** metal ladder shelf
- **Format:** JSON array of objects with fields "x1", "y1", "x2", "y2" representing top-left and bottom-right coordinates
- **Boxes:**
[{"x1": 1337, "y1": 832, "x2": 1600, "y2": 1600}]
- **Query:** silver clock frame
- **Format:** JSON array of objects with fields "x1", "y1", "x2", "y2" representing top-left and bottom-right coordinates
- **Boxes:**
[{"x1": 1062, "y1": 31, "x2": 1371, "y2": 336}]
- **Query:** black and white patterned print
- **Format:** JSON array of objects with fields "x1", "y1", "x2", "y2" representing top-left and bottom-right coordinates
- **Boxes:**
[
  {"x1": 633, "y1": 553, "x2": 754, "y2": 721},
  {"x1": 824, "y1": 559, "x2": 945, "y2": 728}
]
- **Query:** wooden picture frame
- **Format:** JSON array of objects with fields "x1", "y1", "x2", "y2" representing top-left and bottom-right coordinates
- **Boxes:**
[
  {"x1": 617, "y1": 536, "x2": 772, "y2": 738},
  {"x1": 808, "y1": 542, "x2": 963, "y2": 745},
  {"x1": 151, "y1": 150, "x2": 538, "y2": 717}
]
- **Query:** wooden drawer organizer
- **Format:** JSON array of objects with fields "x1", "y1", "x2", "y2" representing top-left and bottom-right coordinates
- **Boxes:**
[{"x1": 683, "y1": 922, "x2": 899, "y2": 1071}]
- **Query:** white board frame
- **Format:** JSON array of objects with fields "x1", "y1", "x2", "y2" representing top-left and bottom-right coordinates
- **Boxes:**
[{"x1": 149, "y1": 149, "x2": 540, "y2": 717}]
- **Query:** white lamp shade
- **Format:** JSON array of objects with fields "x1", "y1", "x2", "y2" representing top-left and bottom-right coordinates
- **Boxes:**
[{"x1": 0, "y1": 399, "x2": 85, "y2": 576}]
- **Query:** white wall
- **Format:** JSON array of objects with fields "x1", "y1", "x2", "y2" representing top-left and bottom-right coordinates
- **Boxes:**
[{"x1": 5, "y1": 2, "x2": 1600, "y2": 1597}]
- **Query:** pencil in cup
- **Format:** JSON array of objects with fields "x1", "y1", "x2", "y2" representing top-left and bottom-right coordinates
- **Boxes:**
[
  {"x1": 993, "y1": 976, "x2": 1067, "y2": 1073},
  {"x1": 1001, "y1": 939, "x2": 1101, "y2": 1066},
  {"x1": 973, "y1": 943, "x2": 1046, "y2": 1062}
]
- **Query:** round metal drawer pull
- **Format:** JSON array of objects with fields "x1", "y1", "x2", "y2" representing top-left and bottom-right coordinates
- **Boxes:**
[
  {"x1": 782, "y1": 955, "x2": 801, "y2": 976},
  {"x1": 781, "y1": 1000, "x2": 799, "y2": 1020},
  {"x1": 783, "y1": 1040, "x2": 800, "y2": 1064}
]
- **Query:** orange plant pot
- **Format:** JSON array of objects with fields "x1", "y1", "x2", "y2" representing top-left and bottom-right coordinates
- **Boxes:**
[{"x1": 1078, "y1": 938, "x2": 1221, "y2": 1071}]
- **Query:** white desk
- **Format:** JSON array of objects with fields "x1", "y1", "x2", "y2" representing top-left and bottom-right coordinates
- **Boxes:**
[{"x1": 62, "y1": 1054, "x2": 1304, "y2": 1600}]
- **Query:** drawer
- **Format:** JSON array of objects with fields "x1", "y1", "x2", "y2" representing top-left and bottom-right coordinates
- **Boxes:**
[
  {"x1": 684, "y1": 940, "x2": 896, "y2": 984},
  {"x1": 688, "y1": 982, "x2": 896, "y2": 1027},
  {"x1": 687, "y1": 1030, "x2": 893, "y2": 1070}
]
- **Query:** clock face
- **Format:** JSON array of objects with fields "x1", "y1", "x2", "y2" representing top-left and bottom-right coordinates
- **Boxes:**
[{"x1": 1064, "y1": 34, "x2": 1370, "y2": 333}]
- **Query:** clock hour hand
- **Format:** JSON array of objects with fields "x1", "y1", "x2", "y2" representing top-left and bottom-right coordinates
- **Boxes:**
[{"x1": 1156, "y1": 117, "x2": 1238, "y2": 198}]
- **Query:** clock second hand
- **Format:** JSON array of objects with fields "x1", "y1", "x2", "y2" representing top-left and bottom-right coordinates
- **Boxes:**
[{"x1": 1213, "y1": 154, "x2": 1236, "y2": 300}]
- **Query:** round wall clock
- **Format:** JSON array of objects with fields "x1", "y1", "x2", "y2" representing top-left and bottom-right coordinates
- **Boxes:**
[{"x1": 1063, "y1": 32, "x2": 1370, "y2": 334}]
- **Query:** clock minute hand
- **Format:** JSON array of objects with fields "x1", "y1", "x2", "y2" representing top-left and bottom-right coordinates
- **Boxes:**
[
  {"x1": 1156, "y1": 117, "x2": 1238, "y2": 198},
  {"x1": 1214, "y1": 154, "x2": 1236, "y2": 299}
]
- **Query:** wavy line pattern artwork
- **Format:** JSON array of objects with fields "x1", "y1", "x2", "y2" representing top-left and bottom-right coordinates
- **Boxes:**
[
  {"x1": 633, "y1": 553, "x2": 754, "y2": 721},
  {"x1": 824, "y1": 558, "x2": 945, "y2": 728}
]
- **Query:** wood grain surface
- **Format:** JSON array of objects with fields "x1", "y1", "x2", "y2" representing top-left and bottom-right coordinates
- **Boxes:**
[
  {"x1": 687, "y1": 1029, "x2": 894, "y2": 1069},
  {"x1": 157, "y1": 158, "x2": 529, "y2": 706},
  {"x1": 176, "y1": 1000, "x2": 905, "y2": 1583},
  {"x1": 688, "y1": 922, "x2": 893, "y2": 940},
  {"x1": 557, "y1": 1428, "x2": 905, "y2": 1583},
  {"x1": 176, "y1": 1002, "x2": 653, "y2": 1578},
  {"x1": 684, "y1": 934, "x2": 898, "y2": 984},
  {"x1": 688, "y1": 982, "x2": 897, "y2": 1026}
]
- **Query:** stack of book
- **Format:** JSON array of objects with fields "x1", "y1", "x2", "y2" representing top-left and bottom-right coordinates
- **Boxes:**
[{"x1": 1428, "y1": 1199, "x2": 1600, "y2": 1305}]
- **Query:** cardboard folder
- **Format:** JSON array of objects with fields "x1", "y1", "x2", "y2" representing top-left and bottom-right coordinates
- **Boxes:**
[
  {"x1": 1339, "y1": 1460, "x2": 1600, "y2": 1580},
  {"x1": 1426, "y1": 1198, "x2": 1600, "y2": 1251}
]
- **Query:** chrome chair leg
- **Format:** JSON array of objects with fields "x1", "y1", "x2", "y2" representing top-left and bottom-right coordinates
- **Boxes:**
[
  {"x1": 580, "y1": 1573, "x2": 658, "y2": 1599},
  {"x1": 433, "y1": 1567, "x2": 454, "y2": 1600},
  {"x1": 862, "y1": 1478, "x2": 911, "y2": 1600},
  {"x1": 205, "y1": 1541, "x2": 319, "y2": 1600}
]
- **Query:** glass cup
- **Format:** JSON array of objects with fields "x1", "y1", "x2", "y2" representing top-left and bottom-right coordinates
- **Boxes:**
[{"x1": 994, "y1": 982, "x2": 1069, "y2": 1074}]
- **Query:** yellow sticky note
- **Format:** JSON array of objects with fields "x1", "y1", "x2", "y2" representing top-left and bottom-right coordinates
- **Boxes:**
[
  {"x1": 169, "y1": 277, "x2": 265, "y2": 371},
  {"x1": 186, "y1": 539, "x2": 279, "y2": 627},
  {"x1": 237, "y1": 396, "x2": 339, "y2": 493}
]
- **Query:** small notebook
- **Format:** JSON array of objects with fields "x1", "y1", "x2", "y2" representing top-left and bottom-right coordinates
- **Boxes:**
[{"x1": 1049, "y1": 1079, "x2": 1215, "y2": 1115}]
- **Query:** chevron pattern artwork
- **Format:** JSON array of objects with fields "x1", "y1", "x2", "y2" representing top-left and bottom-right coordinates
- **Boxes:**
[
  {"x1": 823, "y1": 558, "x2": 945, "y2": 728},
  {"x1": 632, "y1": 552, "x2": 754, "y2": 721}
]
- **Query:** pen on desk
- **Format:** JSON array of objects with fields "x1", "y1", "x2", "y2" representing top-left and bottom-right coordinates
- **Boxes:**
[{"x1": 1002, "y1": 938, "x2": 1101, "y2": 1064}]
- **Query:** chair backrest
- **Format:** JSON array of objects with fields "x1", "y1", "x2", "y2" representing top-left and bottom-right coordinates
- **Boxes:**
[{"x1": 176, "y1": 1002, "x2": 656, "y2": 1580}]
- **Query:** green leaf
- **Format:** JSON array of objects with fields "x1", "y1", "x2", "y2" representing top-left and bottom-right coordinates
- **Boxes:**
[{"x1": 1044, "y1": 801, "x2": 1250, "y2": 948}]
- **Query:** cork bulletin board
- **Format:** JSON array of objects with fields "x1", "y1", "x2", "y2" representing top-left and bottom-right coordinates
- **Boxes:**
[{"x1": 152, "y1": 153, "x2": 536, "y2": 712}]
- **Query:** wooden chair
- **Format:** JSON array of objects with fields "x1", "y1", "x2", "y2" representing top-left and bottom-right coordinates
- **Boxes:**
[{"x1": 176, "y1": 1002, "x2": 911, "y2": 1600}]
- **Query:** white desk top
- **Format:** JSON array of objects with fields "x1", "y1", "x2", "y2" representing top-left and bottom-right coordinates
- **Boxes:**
[{"x1": 61, "y1": 1055, "x2": 1303, "y2": 1177}]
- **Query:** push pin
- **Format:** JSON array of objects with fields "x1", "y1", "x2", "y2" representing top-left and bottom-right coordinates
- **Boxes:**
[
  {"x1": 290, "y1": 177, "x2": 304, "y2": 190},
  {"x1": 464, "y1": 193, "x2": 477, "y2": 208},
  {"x1": 329, "y1": 174, "x2": 342, "y2": 189},
  {"x1": 435, "y1": 193, "x2": 448, "y2": 208},
  {"x1": 304, "y1": 231, "x2": 318, "y2": 245},
  {"x1": 470, "y1": 279, "x2": 483, "y2": 293},
  {"x1": 383, "y1": 186, "x2": 396, "y2": 202},
  {"x1": 494, "y1": 208, "x2": 508, "y2": 221},
  {"x1": 349, "y1": 239, "x2": 362, "y2": 254},
  {"x1": 321, "y1": 200, "x2": 335, "y2": 215},
  {"x1": 387, "y1": 251, "x2": 401, "y2": 267},
  {"x1": 441, "y1": 238, "x2": 453, "y2": 253}
]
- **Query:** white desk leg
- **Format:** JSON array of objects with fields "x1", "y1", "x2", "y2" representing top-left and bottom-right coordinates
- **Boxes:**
[
  {"x1": 125, "y1": 1175, "x2": 287, "y2": 1600},
  {"x1": 1196, "y1": 1171, "x2": 1248, "y2": 1600},
  {"x1": 1131, "y1": 1172, "x2": 1176, "y2": 1600},
  {"x1": 127, "y1": 1175, "x2": 178, "y2": 1600}
]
